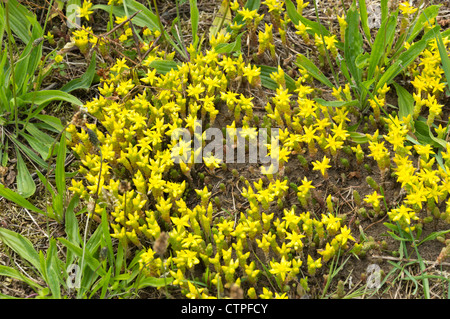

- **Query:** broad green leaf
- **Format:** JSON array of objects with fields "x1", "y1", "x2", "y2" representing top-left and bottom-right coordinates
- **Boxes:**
[
  {"x1": 413, "y1": 119, "x2": 445, "y2": 149},
  {"x1": 66, "y1": 0, "x2": 81, "y2": 28},
  {"x1": 349, "y1": 131, "x2": 369, "y2": 144},
  {"x1": 65, "y1": 195, "x2": 81, "y2": 246},
  {"x1": 61, "y1": 51, "x2": 97, "y2": 93},
  {"x1": 46, "y1": 238, "x2": 62, "y2": 298},
  {"x1": 0, "y1": 265, "x2": 42, "y2": 290},
  {"x1": 380, "y1": 0, "x2": 388, "y2": 24},
  {"x1": 367, "y1": 12, "x2": 398, "y2": 80},
  {"x1": 0, "y1": 184, "x2": 46, "y2": 215},
  {"x1": 430, "y1": 28, "x2": 450, "y2": 93},
  {"x1": 16, "y1": 90, "x2": 83, "y2": 107},
  {"x1": 137, "y1": 276, "x2": 174, "y2": 289},
  {"x1": 55, "y1": 131, "x2": 66, "y2": 197},
  {"x1": 285, "y1": 0, "x2": 341, "y2": 49},
  {"x1": 387, "y1": 231, "x2": 411, "y2": 242},
  {"x1": 355, "y1": 52, "x2": 369, "y2": 69},
  {"x1": 344, "y1": 2, "x2": 363, "y2": 88},
  {"x1": 428, "y1": 126, "x2": 447, "y2": 149},
  {"x1": 15, "y1": 147, "x2": 36, "y2": 198},
  {"x1": 93, "y1": 1, "x2": 186, "y2": 58},
  {"x1": 418, "y1": 229, "x2": 450, "y2": 246},
  {"x1": 214, "y1": 33, "x2": 243, "y2": 54},
  {"x1": 92, "y1": 2, "x2": 158, "y2": 30},
  {"x1": 0, "y1": 0, "x2": 42, "y2": 45},
  {"x1": 35, "y1": 170, "x2": 55, "y2": 199},
  {"x1": 376, "y1": 35, "x2": 429, "y2": 91},
  {"x1": 407, "y1": 5, "x2": 441, "y2": 43},
  {"x1": 86, "y1": 225, "x2": 104, "y2": 256},
  {"x1": 189, "y1": 0, "x2": 199, "y2": 48},
  {"x1": 33, "y1": 115, "x2": 64, "y2": 132},
  {"x1": 393, "y1": 82, "x2": 414, "y2": 120},
  {"x1": 383, "y1": 222, "x2": 399, "y2": 232},
  {"x1": 295, "y1": 54, "x2": 334, "y2": 89},
  {"x1": 149, "y1": 60, "x2": 179, "y2": 74},
  {"x1": 100, "y1": 207, "x2": 114, "y2": 266},
  {"x1": 19, "y1": 131, "x2": 52, "y2": 160},
  {"x1": 259, "y1": 65, "x2": 296, "y2": 92},
  {"x1": 25, "y1": 123, "x2": 55, "y2": 147},
  {"x1": 358, "y1": 0, "x2": 371, "y2": 42},
  {"x1": 314, "y1": 98, "x2": 359, "y2": 108},
  {"x1": 100, "y1": 268, "x2": 112, "y2": 299},
  {"x1": 0, "y1": 227, "x2": 42, "y2": 272},
  {"x1": 8, "y1": 135, "x2": 48, "y2": 169}
]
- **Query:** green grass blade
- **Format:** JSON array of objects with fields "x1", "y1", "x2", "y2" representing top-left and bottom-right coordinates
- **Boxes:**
[
  {"x1": 137, "y1": 276, "x2": 174, "y2": 289},
  {"x1": 17, "y1": 90, "x2": 83, "y2": 108},
  {"x1": 61, "y1": 51, "x2": 97, "y2": 93},
  {"x1": 380, "y1": 0, "x2": 388, "y2": 25},
  {"x1": 407, "y1": 5, "x2": 441, "y2": 43},
  {"x1": 367, "y1": 12, "x2": 398, "y2": 80},
  {"x1": 0, "y1": 0, "x2": 42, "y2": 45},
  {"x1": 392, "y1": 82, "x2": 414, "y2": 120},
  {"x1": 0, "y1": 184, "x2": 46, "y2": 215},
  {"x1": 344, "y1": 2, "x2": 363, "y2": 89},
  {"x1": 189, "y1": 0, "x2": 199, "y2": 49},
  {"x1": 314, "y1": 98, "x2": 359, "y2": 108},
  {"x1": 19, "y1": 131, "x2": 52, "y2": 161},
  {"x1": 100, "y1": 208, "x2": 114, "y2": 267},
  {"x1": 0, "y1": 227, "x2": 42, "y2": 272},
  {"x1": 46, "y1": 238, "x2": 62, "y2": 298},
  {"x1": 418, "y1": 230, "x2": 450, "y2": 246},
  {"x1": 259, "y1": 65, "x2": 296, "y2": 91},
  {"x1": 65, "y1": 195, "x2": 81, "y2": 246},
  {"x1": 432, "y1": 29, "x2": 450, "y2": 93},
  {"x1": 295, "y1": 54, "x2": 335, "y2": 89},
  {"x1": 56, "y1": 131, "x2": 66, "y2": 197},
  {"x1": 358, "y1": 0, "x2": 371, "y2": 43},
  {"x1": 8, "y1": 135, "x2": 47, "y2": 169},
  {"x1": 376, "y1": 36, "x2": 429, "y2": 91},
  {"x1": 0, "y1": 265, "x2": 43, "y2": 290},
  {"x1": 15, "y1": 146, "x2": 36, "y2": 198},
  {"x1": 285, "y1": 0, "x2": 336, "y2": 47}
]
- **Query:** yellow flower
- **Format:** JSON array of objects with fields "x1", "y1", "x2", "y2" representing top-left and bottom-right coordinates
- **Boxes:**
[
  {"x1": 269, "y1": 256, "x2": 292, "y2": 282},
  {"x1": 364, "y1": 191, "x2": 383, "y2": 212},
  {"x1": 238, "y1": 8, "x2": 259, "y2": 23},
  {"x1": 321, "y1": 213, "x2": 342, "y2": 234},
  {"x1": 307, "y1": 255, "x2": 322, "y2": 276},
  {"x1": 54, "y1": 54, "x2": 64, "y2": 63},
  {"x1": 78, "y1": 0, "x2": 94, "y2": 21},
  {"x1": 335, "y1": 225, "x2": 355, "y2": 247},
  {"x1": 399, "y1": 2, "x2": 418, "y2": 16},
  {"x1": 312, "y1": 155, "x2": 331, "y2": 178},
  {"x1": 230, "y1": 0, "x2": 240, "y2": 11},
  {"x1": 387, "y1": 205, "x2": 419, "y2": 230}
]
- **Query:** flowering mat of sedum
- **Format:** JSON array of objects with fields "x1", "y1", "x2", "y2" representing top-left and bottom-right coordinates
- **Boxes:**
[{"x1": 1, "y1": 0, "x2": 450, "y2": 299}]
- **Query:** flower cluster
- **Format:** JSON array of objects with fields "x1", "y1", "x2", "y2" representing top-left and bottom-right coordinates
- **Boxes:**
[{"x1": 66, "y1": 0, "x2": 450, "y2": 299}]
